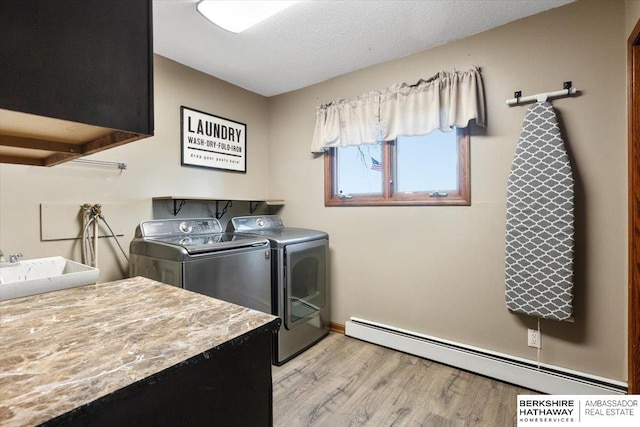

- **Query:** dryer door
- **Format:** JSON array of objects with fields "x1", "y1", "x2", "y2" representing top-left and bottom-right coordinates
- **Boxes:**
[{"x1": 284, "y1": 239, "x2": 328, "y2": 329}]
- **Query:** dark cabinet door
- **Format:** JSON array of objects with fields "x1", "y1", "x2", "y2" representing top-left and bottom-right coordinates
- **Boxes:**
[
  {"x1": 0, "y1": 0, "x2": 153, "y2": 136},
  {"x1": 45, "y1": 324, "x2": 278, "y2": 427}
]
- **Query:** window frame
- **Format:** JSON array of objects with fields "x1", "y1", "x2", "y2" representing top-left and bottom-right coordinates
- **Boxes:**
[{"x1": 324, "y1": 127, "x2": 470, "y2": 206}]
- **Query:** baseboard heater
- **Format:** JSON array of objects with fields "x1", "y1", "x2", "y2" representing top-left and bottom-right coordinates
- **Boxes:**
[{"x1": 345, "y1": 317, "x2": 627, "y2": 395}]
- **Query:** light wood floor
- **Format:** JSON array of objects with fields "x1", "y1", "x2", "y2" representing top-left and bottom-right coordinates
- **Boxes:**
[{"x1": 272, "y1": 333, "x2": 537, "y2": 427}]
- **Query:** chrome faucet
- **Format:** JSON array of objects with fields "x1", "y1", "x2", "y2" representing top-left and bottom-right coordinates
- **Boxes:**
[{"x1": 9, "y1": 253, "x2": 23, "y2": 263}]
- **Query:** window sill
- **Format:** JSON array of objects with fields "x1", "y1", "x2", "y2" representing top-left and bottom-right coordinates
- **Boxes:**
[{"x1": 325, "y1": 196, "x2": 470, "y2": 207}]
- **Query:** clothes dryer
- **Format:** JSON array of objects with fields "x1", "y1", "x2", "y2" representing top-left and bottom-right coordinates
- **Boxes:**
[{"x1": 229, "y1": 215, "x2": 329, "y2": 365}]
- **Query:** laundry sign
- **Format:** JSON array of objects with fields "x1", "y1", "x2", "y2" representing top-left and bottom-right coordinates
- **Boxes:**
[{"x1": 180, "y1": 106, "x2": 246, "y2": 172}]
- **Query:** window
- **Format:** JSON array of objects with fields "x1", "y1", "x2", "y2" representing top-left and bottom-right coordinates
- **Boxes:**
[{"x1": 324, "y1": 128, "x2": 470, "y2": 206}]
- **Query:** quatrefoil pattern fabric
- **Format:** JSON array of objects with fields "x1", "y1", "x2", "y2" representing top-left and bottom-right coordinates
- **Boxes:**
[{"x1": 505, "y1": 101, "x2": 574, "y2": 321}]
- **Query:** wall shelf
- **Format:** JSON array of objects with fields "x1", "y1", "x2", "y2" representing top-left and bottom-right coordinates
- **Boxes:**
[{"x1": 152, "y1": 196, "x2": 285, "y2": 219}]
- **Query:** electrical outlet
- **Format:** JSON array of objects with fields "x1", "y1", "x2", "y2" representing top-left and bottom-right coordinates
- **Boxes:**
[{"x1": 528, "y1": 329, "x2": 541, "y2": 349}]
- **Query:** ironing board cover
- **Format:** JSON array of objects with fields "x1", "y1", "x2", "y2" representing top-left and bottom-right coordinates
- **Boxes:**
[{"x1": 504, "y1": 101, "x2": 574, "y2": 321}]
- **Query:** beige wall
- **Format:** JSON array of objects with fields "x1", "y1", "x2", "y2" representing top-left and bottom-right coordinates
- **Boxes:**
[
  {"x1": 627, "y1": 0, "x2": 640, "y2": 36},
  {"x1": 0, "y1": 55, "x2": 271, "y2": 282},
  {"x1": 269, "y1": 0, "x2": 628, "y2": 381}
]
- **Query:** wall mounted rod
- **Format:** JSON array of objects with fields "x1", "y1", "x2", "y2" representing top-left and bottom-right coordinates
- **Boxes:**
[
  {"x1": 506, "y1": 87, "x2": 578, "y2": 106},
  {"x1": 70, "y1": 159, "x2": 127, "y2": 170}
]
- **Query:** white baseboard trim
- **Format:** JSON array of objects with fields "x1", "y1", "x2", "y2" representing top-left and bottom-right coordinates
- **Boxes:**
[{"x1": 345, "y1": 317, "x2": 627, "y2": 395}]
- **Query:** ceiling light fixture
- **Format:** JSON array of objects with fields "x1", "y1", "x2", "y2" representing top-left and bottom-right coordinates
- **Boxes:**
[{"x1": 196, "y1": 1, "x2": 299, "y2": 34}]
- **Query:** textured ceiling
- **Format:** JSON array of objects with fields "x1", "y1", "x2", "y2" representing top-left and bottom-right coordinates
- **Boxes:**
[{"x1": 153, "y1": 0, "x2": 574, "y2": 97}]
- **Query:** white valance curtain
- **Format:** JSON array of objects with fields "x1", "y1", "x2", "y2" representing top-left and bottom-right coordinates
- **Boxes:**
[{"x1": 311, "y1": 66, "x2": 485, "y2": 153}]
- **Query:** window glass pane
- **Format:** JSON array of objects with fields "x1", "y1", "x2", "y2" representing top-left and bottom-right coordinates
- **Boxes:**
[
  {"x1": 395, "y1": 131, "x2": 458, "y2": 193},
  {"x1": 336, "y1": 143, "x2": 383, "y2": 195}
]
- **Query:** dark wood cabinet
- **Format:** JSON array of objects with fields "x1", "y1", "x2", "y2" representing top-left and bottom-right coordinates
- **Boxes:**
[
  {"x1": 0, "y1": 0, "x2": 154, "y2": 166},
  {"x1": 45, "y1": 324, "x2": 279, "y2": 427}
]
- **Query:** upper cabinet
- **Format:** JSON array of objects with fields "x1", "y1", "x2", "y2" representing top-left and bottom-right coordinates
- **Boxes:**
[{"x1": 0, "y1": 0, "x2": 154, "y2": 166}]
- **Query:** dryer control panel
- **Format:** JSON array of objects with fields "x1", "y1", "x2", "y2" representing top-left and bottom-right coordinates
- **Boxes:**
[{"x1": 231, "y1": 215, "x2": 284, "y2": 231}]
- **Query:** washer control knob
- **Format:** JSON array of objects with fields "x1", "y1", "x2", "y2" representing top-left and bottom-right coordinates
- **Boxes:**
[{"x1": 179, "y1": 222, "x2": 193, "y2": 233}]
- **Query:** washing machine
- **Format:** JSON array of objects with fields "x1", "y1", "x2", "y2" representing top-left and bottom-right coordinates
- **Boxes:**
[{"x1": 129, "y1": 218, "x2": 273, "y2": 315}]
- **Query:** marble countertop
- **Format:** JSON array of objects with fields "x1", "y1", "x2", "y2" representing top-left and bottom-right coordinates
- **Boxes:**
[{"x1": 0, "y1": 276, "x2": 278, "y2": 427}]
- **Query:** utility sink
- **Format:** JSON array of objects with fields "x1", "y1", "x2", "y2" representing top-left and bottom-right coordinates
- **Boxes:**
[{"x1": 0, "y1": 256, "x2": 99, "y2": 301}]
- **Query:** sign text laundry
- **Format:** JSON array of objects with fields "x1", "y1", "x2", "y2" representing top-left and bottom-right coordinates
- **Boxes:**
[
  {"x1": 181, "y1": 106, "x2": 246, "y2": 172},
  {"x1": 188, "y1": 118, "x2": 243, "y2": 144}
]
